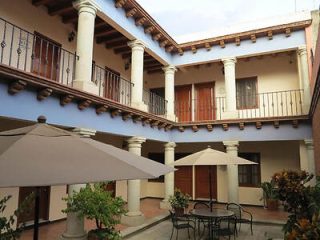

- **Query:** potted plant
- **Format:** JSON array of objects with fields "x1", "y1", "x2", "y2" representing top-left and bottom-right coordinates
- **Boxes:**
[
  {"x1": 261, "y1": 181, "x2": 279, "y2": 210},
  {"x1": 168, "y1": 188, "x2": 190, "y2": 216},
  {"x1": 63, "y1": 183, "x2": 126, "y2": 240}
]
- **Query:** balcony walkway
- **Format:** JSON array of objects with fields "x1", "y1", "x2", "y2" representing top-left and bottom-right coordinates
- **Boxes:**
[{"x1": 20, "y1": 198, "x2": 287, "y2": 239}]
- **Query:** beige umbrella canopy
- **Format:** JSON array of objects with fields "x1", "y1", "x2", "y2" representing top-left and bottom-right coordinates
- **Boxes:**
[
  {"x1": 0, "y1": 116, "x2": 174, "y2": 240},
  {"x1": 172, "y1": 146, "x2": 256, "y2": 166},
  {"x1": 172, "y1": 146, "x2": 257, "y2": 211}
]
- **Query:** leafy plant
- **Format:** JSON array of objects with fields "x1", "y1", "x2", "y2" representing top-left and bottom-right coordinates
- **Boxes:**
[
  {"x1": 63, "y1": 183, "x2": 126, "y2": 240},
  {"x1": 261, "y1": 181, "x2": 279, "y2": 200},
  {"x1": 272, "y1": 170, "x2": 320, "y2": 239},
  {"x1": 168, "y1": 188, "x2": 190, "y2": 209},
  {"x1": 0, "y1": 194, "x2": 34, "y2": 240}
]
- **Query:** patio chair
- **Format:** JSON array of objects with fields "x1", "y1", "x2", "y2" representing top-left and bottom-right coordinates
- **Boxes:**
[
  {"x1": 226, "y1": 203, "x2": 253, "y2": 235},
  {"x1": 193, "y1": 202, "x2": 210, "y2": 237},
  {"x1": 169, "y1": 210, "x2": 196, "y2": 240},
  {"x1": 215, "y1": 215, "x2": 237, "y2": 240}
]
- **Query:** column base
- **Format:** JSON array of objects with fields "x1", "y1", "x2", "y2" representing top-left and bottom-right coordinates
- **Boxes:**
[
  {"x1": 121, "y1": 212, "x2": 145, "y2": 226},
  {"x1": 166, "y1": 114, "x2": 177, "y2": 122},
  {"x1": 60, "y1": 233, "x2": 87, "y2": 240},
  {"x1": 73, "y1": 80, "x2": 99, "y2": 95},
  {"x1": 131, "y1": 102, "x2": 149, "y2": 112},
  {"x1": 221, "y1": 111, "x2": 238, "y2": 120},
  {"x1": 60, "y1": 212, "x2": 87, "y2": 240},
  {"x1": 160, "y1": 200, "x2": 171, "y2": 209}
]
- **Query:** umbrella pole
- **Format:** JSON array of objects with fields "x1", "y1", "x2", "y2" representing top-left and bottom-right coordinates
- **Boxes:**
[
  {"x1": 209, "y1": 166, "x2": 213, "y2": 212},
  {"x1": 33, "y1": 187, "x2": 40, "y2": 240}
]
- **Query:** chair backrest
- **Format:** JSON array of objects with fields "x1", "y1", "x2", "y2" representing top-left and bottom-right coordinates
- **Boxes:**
[
  {"x1": 169, "y1": 210, "x2": 178, "y2": 227},
  {"x1": 226, "y1": 203, "x2": 242, "y2": 219},
  {"x1": 193, "y1": 202, "x2": 209, "y2": 209}
]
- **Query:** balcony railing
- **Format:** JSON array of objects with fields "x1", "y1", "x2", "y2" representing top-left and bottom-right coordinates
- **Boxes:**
[
  {"x1": 0, "y1": 17, "x2": 77, "y2": 85},
  {"x1": 143, "y1": 89, "x2": 167, "y2": 116},
  {"x1": 93, "y1": 64, "x2": 133, "y2": 106},
  {"x1": 175, "y1": 89, "x2": 304, "y2": 122}
]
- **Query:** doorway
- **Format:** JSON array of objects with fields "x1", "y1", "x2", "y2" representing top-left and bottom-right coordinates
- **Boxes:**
[
  {"x1": 195, "y1": 82, "x2": 215, "y2": 121},
  {"x1": 195, "y1": 166, "x2": 217, "y2": 200},
  {"x1": 175, "y1": 85, "x2": 192, "y2": 122}
]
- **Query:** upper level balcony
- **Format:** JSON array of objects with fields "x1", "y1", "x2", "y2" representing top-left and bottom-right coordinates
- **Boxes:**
[{"x1": 0, "y1": 16, "x2": 308, "y2": 126}]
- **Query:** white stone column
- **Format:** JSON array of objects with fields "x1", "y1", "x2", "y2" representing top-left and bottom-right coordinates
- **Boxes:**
[
  {"x1": 222, "y1": 57, "x2": 237, "y2": 119},
  {"x1": 163, "y1": 66, "x2": 177, "y2": 121},
  {"x1": 160, "y1": 142, "x2": 176, "y2": 209},
  {"x1": 72, "y1": 0, "x2": 99, "y2": 95},
  {"x1": 305, "y1": 139, "x2": 316, "y2": 185},
  {"x1": 121, "y1": 136, "x2": 146, "y2": 226},
  {"x1": 297, "y1": 46, "x2": 311, "y2": 114},
  {"x1": 60, "y1": 128, "x2": 96, "y2": 240},
  {"x1": 223, "y1": 141, "x2": 239, "y2": 204},
  {"x1": 128, "y1": 40, "x2": 148, "y2": 111}
]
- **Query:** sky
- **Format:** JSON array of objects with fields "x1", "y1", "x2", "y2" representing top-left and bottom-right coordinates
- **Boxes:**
[{"x1": 136, "y1": 0, "x2": 320, "y2": 39}]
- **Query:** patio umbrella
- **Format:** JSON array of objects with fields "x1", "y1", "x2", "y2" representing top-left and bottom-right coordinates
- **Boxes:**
[
  {"x1": 172, "y1": 146, "x2": 256, "y2": 211},
  {"x1": 0, "y1": 116, "x2": 175, "y2": 240}
]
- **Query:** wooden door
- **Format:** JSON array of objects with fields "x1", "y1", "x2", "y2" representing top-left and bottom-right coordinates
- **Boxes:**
[
  {"x1": 18, "y1": 187, "x2": 50, "y2": 224},
  {"x1": 175, "y1": 85, "x2": 192, "y2": 122},
  {"x1": 174, "y1": 166, "x2": 192, "y2": 196},
  {"x1": 32, "y1": 32, "x2": 61, "y2": 81},
  {"x1": 103, "y1": 182, "x2": 116, "y2": 198},
  {"x1": 195, "y1": 166, "x2": 217, "y2": 200},
  {"x1": 104, "y1": 67, "x2": 121, "y2": 102},
  {"x1": 195, "y1": 82, "x2": 215, "y2": 121}
]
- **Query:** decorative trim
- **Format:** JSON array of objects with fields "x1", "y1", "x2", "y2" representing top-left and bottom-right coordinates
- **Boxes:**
[
  {"x1": 60, "y1": 95, "x2": 74, "y2": 106},
  {"x1": 78, "y1": 99, "x2": 91, "y2": 110},
  {"x1": 37, "y1": 88, "x2": 52, "y2": 101},
  {"x1": 8, "y1": 80, "x2": 27, "y2": 95}
]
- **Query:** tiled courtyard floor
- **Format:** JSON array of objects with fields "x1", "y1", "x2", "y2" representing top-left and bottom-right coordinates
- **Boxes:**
[{"x1": 20, "y1": 198, "x2": 287, "y2": 239}]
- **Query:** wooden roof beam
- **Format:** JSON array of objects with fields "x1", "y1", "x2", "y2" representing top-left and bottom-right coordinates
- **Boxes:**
[
  {"x1": 115, "y1": 0, "x2": 127, "y2": 8},
  {"x1": 62, "y1": 14, "x2": 78, "y2": 24},
  {"x1": 126, "y1": 8, "x2": 137, "y2": 18},
  {"x1": 95, "y1": 29, "x2": 118, "y2": 38},
  {"x1": 205, "y1": 42, "x2": 211, "y2": 51},
  {"x1": 135, "y1": 17, "x2": 146, "y2": 26},
  {"x1": 285, "y1": 28, "x2": 291, "y2": 37},
  {"x1": 114, "y1": 46, "x2": 131, "y2": 54},
  {"x1": 97, "y1": 34, "x2": 124, "y2": 44},
  {"x1": 105, "y1": 39, "x2": 128, "y2": 48},
  {"x1": 152, "y1": 33, "x2": 162, "y2": 41},
  {"x1": 147, "y1": 69, "x2": 163, "y2": 74},
  {"x1": 48, "y1": 3, "x2": 74, "y2": 16},
  {"x1": 32, "y1": 0, "x2": 54, "y2": 6},
  {"x1": 166, "y1": 45, "x2": 174, "y2": 53},
  {"x1": 251, "y1": 34, "x2": 257, "y2": 43},
  {"x1": 235, "y1": 37, "x2": 241, "y2": 46},
  {"x1": 267, "y1": 30, "x2": 273, "y2": 40},
  {"x1": 160, "y1": 39, "x2": 168, "y2": 47},
  {"x1": 144, "y1": 26, "x2": 155, "y2": 34}
]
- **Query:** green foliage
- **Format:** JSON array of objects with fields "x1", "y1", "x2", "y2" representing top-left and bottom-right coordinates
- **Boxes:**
[
  {"x1": 168, "y1": 188, "x2": 190, "y2": 209},
  {"x1": 0, "y1": 194, "x2": 34, "y2": 240},
  {"x1": 63, "y1": 183, "x2": 127, "y2": 240},
  {"x1": 272, "y1": 170, "x2": 320, "y2": 239},
  {"x1": 261, "y1": 181, "x2": 279, "y2": 200}
]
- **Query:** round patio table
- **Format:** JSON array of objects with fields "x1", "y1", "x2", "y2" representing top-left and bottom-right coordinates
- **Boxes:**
[{"x1": 190, "y1": 208, "x2": 234, "y2": 240}]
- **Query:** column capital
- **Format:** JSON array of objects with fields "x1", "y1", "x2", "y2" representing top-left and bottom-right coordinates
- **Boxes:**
[
  {"x1": 72, "y1": 127, "x2": 96, "y2": 137},
  {"x1": 304, "y1": 139, "x2": 314, "y2": 149},
  {"x1": 164, "y1": 142, "x2": 176, "y2": 149},
  {"x1": 223, "y1": 140, "x2": 239, "y2": 150},
  {"x1": 128, "y1": 40, "x2": 146, "y2": 51},
  {"x1": 127, "y1": 136, "x2": 146, "y2": 145},
  {"x1": 162, "y1": 65, "x2": 177, "y2": 74},
  {"x1": 73, "y1": 0, "x2": 100, "y2": 15},
  {"x1": 297, "y1": 45, "x2": 307, "y2": 56},
  {"x1": 222, "y1": 57, "x2": 237, "y2": 65}
]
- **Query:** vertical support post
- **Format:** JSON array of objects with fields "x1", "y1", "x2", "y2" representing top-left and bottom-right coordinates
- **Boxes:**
[
  {"x1": 163, "y1": 66, "x2": 177, "y2": 121},
  {"x1": 222, "y1": 57, "x2": 237, "y2": 119}
]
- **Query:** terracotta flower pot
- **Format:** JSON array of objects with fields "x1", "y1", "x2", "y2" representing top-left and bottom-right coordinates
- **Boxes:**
[
  {"x1": 266, "y1": 199, "x2": 279, "y2": 211},
  {"x1": 174, "y1": 207, "x2": 185, "y2": 216}
]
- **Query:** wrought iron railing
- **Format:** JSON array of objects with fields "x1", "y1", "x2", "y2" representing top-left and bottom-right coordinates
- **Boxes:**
[
  {"x1": 93, "y1": 64, "x2": 133, "y2": 106},
  {"x1": 0, "y1": 17, "x2": 77, "y2": 85},
  {"x1": 175, "y1": 89, "x2": 304, "y2": 122},
  {"x1": 143, "y1": 89, "x2": 167, "y2": 116}
]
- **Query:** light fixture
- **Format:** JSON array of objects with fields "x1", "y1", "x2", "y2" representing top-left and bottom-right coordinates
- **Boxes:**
[
  {"x1": 68, "y1": 31, "x2": 75, "y2": 42},
  {"x1": 124, "y1": 59, "x2": 131, "y2": 70}
]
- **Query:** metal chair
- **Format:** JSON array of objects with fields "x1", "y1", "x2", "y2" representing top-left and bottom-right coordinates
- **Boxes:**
[
  {"x1": 215, "y1": 215, "x2": 237, "y2": 240},
  {"x1": 193, "y1": 202, "x2": 210, "y2": 237},
  {"x1": 226, "y1": 203, "x2": 253, "y2": 235},
  {"x1": 169, "y1": 210, "x2": 196, "y2": 240}
]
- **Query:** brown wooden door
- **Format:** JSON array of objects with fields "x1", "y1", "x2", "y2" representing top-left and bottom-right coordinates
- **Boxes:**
[
  {"x1": 195, "y1": 166, "x2": 217, "y2": 200},
  {"x1": 174, "y1": 166, "x2": 192, "y2": 196},
  {"x1": 32, "y1": 32, "x2": 61, "y2": 81},
  {"x1": 103, "y1": 182, "x2": 116, "y2": 198},
  {"x1": 18, "y1": 187, "x2": 50, "y2": 224},
  {"x1": 175, "y1": 85, "x2": 192, "y2": 122},
  {"x1": 195, "y1": 82, "x2": 215, "y2": 121},
  {"x1": 104, "y1": 67, "x2": 121, "y2": 102}
]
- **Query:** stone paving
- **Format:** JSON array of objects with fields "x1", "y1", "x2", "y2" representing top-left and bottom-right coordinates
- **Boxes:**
[{"x1": 126, "y1": 220, "x2": 284, "y2": 240}]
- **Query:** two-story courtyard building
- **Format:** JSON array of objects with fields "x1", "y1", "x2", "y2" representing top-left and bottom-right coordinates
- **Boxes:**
[{"x1": 0, "y1": 0, "x2": 319, "y2": 230}]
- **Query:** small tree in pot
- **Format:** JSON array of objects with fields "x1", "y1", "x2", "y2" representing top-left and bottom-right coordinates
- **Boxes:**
[
  {"x1": 63, "y1": 183, "x2": 126, "y2": 240},
  {"x1": 261, "y1": 181, "x2": 279, "y2": 210},
  {"x1": 168, "y1": 188, "x2": 190, "y2": 216}
]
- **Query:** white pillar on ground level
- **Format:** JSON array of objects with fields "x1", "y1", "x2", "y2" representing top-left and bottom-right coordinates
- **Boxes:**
[
  {"x1": 72, "y1": 0, "x2": 99, "y2": 94},
  {"x1": 163, "y1": 66, "x2": 177, "y2": 121},
  {"x1": 121, "y1": 136, "x2": 146, "y2": 226},
  {"x1": 128, "y1": 40, "x2": 148, "y2": 111},
  {"x1": 305, "y1": 139, "x2": 316, "y2": 185},
  {"x1": 297, "y1": 45, "x2": 311, "y2": 114},
  {"x1": 222, "y1": 57, "x2": 237, "y2": 119},
  {"x1": 160, "y1": 142, "x2": 176, "y2": 209},
  {"x1": 223, "y1": 140, "x2": 239, "y2": 204},
  {"x1": 60, "y1": 128, "x2": 96, "y2": 240}
]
